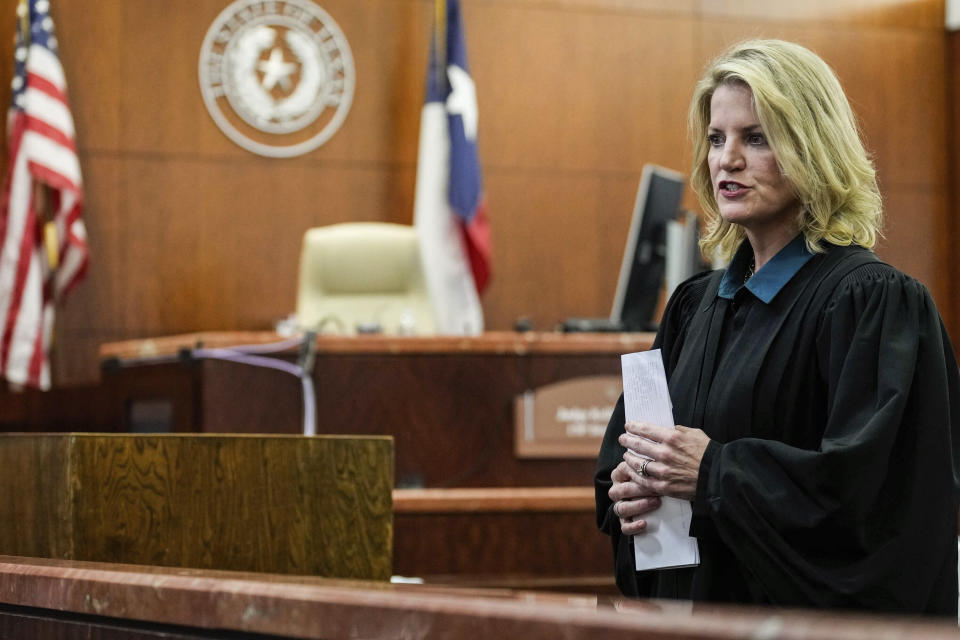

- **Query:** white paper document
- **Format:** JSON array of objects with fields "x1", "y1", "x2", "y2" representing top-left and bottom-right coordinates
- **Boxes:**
[{"x1": 621, "y1": 349, "x2": 700, "y2": 571}]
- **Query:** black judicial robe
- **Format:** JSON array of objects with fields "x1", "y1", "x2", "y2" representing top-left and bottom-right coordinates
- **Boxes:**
[{"x1": 594, "y1": 243, "x2": 960, "y2": 615}]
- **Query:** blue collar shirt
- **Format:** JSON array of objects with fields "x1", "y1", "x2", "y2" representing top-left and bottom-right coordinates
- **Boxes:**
[{"x1": 717, "y1": 234, "x2": 814, "y2": 304}]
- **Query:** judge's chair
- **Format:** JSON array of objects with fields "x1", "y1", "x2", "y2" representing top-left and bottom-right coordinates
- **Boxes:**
[{"x1": 295, "y1": 222, "x2": 436, "y2": 335}]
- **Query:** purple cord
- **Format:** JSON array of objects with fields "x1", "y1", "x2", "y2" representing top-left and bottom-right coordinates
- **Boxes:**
[{"x1": 110, "y1": 334, "x2": 317, "y2": 435}]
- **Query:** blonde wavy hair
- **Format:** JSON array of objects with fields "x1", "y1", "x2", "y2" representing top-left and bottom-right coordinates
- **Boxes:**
[{"x1": 689, "y1": 39, "x2": 882, "y2": 262}]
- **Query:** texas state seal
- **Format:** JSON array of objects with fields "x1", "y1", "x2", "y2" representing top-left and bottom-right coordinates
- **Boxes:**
[{"x1": 198, "y1": 0, "x2": 355, "y2": 157}]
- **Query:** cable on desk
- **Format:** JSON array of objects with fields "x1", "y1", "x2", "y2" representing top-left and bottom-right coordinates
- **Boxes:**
[
  {"x1": 192, "y1": 344, "x2": 317, "y2": 436},
  {"x1": 104, "y1": 334, "x2": 319, "y2": 435}
]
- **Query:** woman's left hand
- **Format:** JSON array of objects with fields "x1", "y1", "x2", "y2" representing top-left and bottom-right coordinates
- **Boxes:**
[{"x1": 618, "y1": 422, "x2": 711, "y2": 501}]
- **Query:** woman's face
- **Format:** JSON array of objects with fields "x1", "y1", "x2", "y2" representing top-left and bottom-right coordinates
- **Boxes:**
[{"x1": 707, "y1": 83, "x2": 801, "y2": 238}]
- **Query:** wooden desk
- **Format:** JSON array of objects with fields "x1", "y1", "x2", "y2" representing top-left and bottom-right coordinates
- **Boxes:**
[{"x1": 99, "y1": 331, "x2": 655, "y2": 489}]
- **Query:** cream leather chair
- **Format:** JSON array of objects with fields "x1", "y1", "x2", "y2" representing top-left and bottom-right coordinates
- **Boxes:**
[{"x1": 295, "y1": 222, "x2": 436, "y2": 335}]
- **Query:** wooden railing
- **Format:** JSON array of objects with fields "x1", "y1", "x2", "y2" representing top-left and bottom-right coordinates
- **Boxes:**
[{"x1": 0, "y1": 555, "x2": 955, "y2": 639}]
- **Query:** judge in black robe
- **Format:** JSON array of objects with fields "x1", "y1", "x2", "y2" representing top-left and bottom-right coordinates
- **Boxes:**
[
  {"x1": 595, "y1": 237, "x2": 960, "y2": 613},
  {"x1": 594, "y1": 39, "x2": 960, "y2": 616}
]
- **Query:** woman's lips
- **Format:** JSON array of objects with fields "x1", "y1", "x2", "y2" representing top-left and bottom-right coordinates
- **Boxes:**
[{"x1": 718, "y1": 180, "x2": 748, "y2": 198}]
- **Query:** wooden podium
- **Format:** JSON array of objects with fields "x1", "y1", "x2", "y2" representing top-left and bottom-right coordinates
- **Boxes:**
[{"x1": 0, "y1": 434, "x2": 393, "y2": 580}]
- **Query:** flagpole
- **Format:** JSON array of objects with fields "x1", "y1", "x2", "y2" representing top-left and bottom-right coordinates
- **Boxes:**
[
  {"x1": 17, "y1": 0, "x2": 58, "y2": 270},
  {"x1": 414, "y1": 0, "x2": 488, "y2": 335},
  {"x1": 433, "y1": 0, "x2": 446, "y2": 91}
]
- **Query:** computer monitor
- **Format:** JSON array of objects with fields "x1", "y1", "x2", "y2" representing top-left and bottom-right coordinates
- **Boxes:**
[{"x1": 609, "y1": 164, "x2": 686, "y2": 331}]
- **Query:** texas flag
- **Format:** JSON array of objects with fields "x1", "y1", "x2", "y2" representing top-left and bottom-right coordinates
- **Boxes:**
[{"x1": 413, "y1": 0, "x2": 491, "y2": 335}]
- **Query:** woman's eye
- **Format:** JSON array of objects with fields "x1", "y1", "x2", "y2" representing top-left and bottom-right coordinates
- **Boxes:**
[
  {"x1": 747, "y1": 133, "x2": 767, "y2": 145},
  {"x1": 707, "y1": 134, "x2": 723, "y2": 147}
]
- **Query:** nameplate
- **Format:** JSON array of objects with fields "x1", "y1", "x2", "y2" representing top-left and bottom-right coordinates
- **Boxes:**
[{"x1": 514, "y1": 375, "x2": 621, "y2": 458}]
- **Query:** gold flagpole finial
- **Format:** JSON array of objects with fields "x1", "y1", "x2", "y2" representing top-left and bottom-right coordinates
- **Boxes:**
[{"x1": 16, "y1": 0, "x2": 29, "y2": 44}]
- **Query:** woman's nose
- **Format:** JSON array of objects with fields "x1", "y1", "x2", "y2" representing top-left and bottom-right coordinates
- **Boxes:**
[{"x1": 720, "y1": 142, "x2": 745, "y2": 171}]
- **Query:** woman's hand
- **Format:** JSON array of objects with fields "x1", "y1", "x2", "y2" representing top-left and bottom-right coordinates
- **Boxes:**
[
  {"x1": 618, "y1": 422, "x2": 711, "y2": 502},
  {"x1": 607, "y1": 459, "x2": 662, "y2": 536}
]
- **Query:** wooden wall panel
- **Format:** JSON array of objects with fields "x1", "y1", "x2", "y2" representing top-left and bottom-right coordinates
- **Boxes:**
[
  {"x1": 484, "y1": 172, "x2": 641, "y2": 329},
  {"x1": 115, "y1": 2, "x2": 227, "y2": 156},
  {"x1": 698, "y1": 0, "x2": 944, "y2": 29},
  {"x1": 64, "y1": 156, "x2": 123, "y2": 330},
  {"x1": 112, "y1": 159, "x2": 416, "y2": 333},
  {"x1": 519, "y1": 0, "x2": 697, "y2": 16},
  {"x1": 20, "y1": 0, "x2": 952, "y2": 384},
  {"x1": 468, "y1": 6, "x2": 698, "y2": 173},
  {"x1": 878, "y1": 189, "x2": 948, "y2": 299},
  {"x1": 54, "y1": 2, "x2": 122, "y2": 153},
  {"x1": 950, "y1": 31, "x2": 960, "y2": 339}
]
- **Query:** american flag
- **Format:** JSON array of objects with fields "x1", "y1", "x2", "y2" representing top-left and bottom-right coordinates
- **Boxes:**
[
  {"x1": 413, "y1": 0, "x2": 490, "y2": 335},
  {"x1": 0, "y1": 0, "x2": 86, "y2": 389}
]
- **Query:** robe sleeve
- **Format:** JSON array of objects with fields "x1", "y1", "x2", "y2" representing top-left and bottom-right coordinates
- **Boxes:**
[
  {"x1": 594, "y1": 271, "x2": 714, "y2": 597},
  {"x1": 695, "y1": 265, "x2": 960, "y2": 612},
  {"x1": 594, "y1": 394, "x2": 643, "y2": 595}
]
